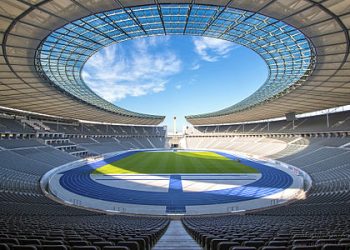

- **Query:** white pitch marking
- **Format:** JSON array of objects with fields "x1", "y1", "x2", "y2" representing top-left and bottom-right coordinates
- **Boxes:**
[
  {"x1": 91, "y1": 173, "x2": 261, "y2": 193},
  {"x1": 181, "y1": 174, "x2": 261, "y2": 192},
  {"x1": 91, "y1": 174, "x2": 170, "y2": 192}
]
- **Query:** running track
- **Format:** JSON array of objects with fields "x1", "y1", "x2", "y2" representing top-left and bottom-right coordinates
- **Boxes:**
[{"x1": 59, "y1": 150, "x2": 293, "y2": 213}]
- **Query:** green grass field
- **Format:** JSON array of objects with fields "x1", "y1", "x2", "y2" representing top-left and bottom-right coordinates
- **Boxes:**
[{"x1": 93, "y1": 151, "x2": 258, "y2": 174}]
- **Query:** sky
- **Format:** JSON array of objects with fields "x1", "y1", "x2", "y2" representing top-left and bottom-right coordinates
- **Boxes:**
[{"x1": 82, "y1": 35, "x2": 268, "y2": 132}]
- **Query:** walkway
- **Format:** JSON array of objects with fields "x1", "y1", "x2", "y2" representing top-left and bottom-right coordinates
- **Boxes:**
[{"x1": 153, "y1": 220, "x2": 202, "y2": 250}]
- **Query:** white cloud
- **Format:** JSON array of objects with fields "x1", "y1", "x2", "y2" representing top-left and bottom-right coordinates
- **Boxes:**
[
  {"x1": 175, "y1": 84, "x2": 182, "y2": 90},
  {"x1": 191, "y1": 63, "x2": 200, "y2": 70},
  {"x1": 192, "y1": 37, "x2": 238, "y2": 62},
  {"x1": 82, "y1": 38, "x2": 182, "y2": 102},
  {"x1": 146, "y1": 36, "x2": 170, "y2": 47}
]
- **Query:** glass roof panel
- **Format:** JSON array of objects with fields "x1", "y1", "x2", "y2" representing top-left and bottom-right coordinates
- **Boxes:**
[{"x1": 36, "y1": 3, "x2": 314, "y2": 119}]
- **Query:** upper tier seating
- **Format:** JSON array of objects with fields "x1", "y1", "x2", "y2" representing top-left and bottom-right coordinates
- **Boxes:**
[
  {"x1": 44, "y1": 122, "x2": 166, "y2": 136},
  {"x1": 0, "y1": 117, "x2": 35, "y2": 134},
  {"x1": 74, "y1": 137, "x2": 166, "y2": 154},
  {"x1": 0, "y1": 139, "x2": 45, "y2": 149},
  {"x1": 189, "y1": 110, "x2": 350, "y2": 135}
]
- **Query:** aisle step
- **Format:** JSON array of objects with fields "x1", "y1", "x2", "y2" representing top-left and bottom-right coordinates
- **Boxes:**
[{"x1": 153, "y1": 220, "x2": 202, "y2": 250}]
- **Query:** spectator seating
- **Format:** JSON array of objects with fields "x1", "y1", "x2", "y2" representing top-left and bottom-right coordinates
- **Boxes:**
[
  {"x1": 183, "y1": 133, "x2": 350, "y2": 249},
  {"x1": 182, "y1": 214, "x2": 350, "y2": 250},
  {"x1": 187, "y1": 110, "x2": 350, "y2": 135},
  {"x1": 0, "y1": 215, "x2": 169, "y2": 250},
  {"x1": 0, "y1": 117, "x2": 35, "y2": 134},
  {"x1": 0, "y1": 111, "x2": 349, "y2": 250}
]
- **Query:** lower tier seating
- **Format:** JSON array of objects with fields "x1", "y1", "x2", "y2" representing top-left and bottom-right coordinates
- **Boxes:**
[
  {"x1": 0, "y1": 134, "x2": 348, "y2": 250},
  {"x1": 0, "y1": 214, "x2": 169, "y2": 250},
  {"x1": 183, "y1": 214, "x2": 350, "y2": 250}
]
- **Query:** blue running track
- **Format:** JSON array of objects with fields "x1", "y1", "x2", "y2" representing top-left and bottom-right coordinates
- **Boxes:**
[{"x1": 59, "y1": 150, "x2": 293, "y2": 213}]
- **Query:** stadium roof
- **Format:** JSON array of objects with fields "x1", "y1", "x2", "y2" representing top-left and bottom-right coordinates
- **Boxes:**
[{"x1": 0, "y1": 0, "x2": 349, "y2": 125}]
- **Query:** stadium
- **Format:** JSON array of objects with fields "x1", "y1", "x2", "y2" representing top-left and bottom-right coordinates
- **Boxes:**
[{"x1": 0, "y1": 0, "x2": 350, "y2": 250}]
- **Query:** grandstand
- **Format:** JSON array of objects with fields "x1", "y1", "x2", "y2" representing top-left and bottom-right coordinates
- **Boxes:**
[{"x1": 0, "y1": 0, "x2": 350, "y2": 250}]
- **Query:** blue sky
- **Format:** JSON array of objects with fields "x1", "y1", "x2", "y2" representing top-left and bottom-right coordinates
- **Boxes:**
[{"x1": 82, "y1": 36, "x2": 268, "y2": 131}]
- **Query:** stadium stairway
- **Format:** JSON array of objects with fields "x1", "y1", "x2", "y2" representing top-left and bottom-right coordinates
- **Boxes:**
[{"x1": 153, "y1": 220, "x2": 202, "y2": 250}]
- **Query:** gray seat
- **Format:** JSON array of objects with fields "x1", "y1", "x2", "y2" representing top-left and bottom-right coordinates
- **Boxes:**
[
  {"x1": 261, "y1": 247, "x2": 288, "y2": 250},
  {"x1": 12, "y1": 246, "x2": 37, "y2": 250},
  {"x1": 38, "y1": 246, "x2": 68, "y2": 250},
  {"x1": 0, "y1": 244, "x2": 10, "y2": 250},
  {"x1": 71, "y1": 247, "x2": 98, "y2": 250},
  {"x1": 218, "y1": 242, "x2": 240, "y2": 250},
  {"x1": 117, "y1": 241, "x2": 140, "y2": 250},
  {"x1": 102, "y1": 247, "x2": 129, "y2": 250},
  {"x1": 291, "y1": 247, "x2": 318, "y2": 250},
  {"x1": 230, "y1": 247, "x2": 257, "y2": 250},
  {"x1": 321, "y1": 244, "x2": 349, "y2": 250}
]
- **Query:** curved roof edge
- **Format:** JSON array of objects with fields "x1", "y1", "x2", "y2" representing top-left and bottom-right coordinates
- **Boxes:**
[
  {"x1": 185, "y1": 0, "x2": 350, "y2": 125},
  {"x1": 1, "y1": 0, "x2": 349, "y2": 126},
  {"x1": 36, "y1": 3, "x2": 312, "y2": 123}
]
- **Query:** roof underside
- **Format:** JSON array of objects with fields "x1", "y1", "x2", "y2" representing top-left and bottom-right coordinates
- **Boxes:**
[{"x1": 0, "y1": 0, "x2": 350, "y2": 125}]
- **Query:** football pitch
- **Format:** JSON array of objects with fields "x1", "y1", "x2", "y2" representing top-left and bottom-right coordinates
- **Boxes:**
[{"x1": 93, "y1": 151, "x2": 258, "y2": 174}]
